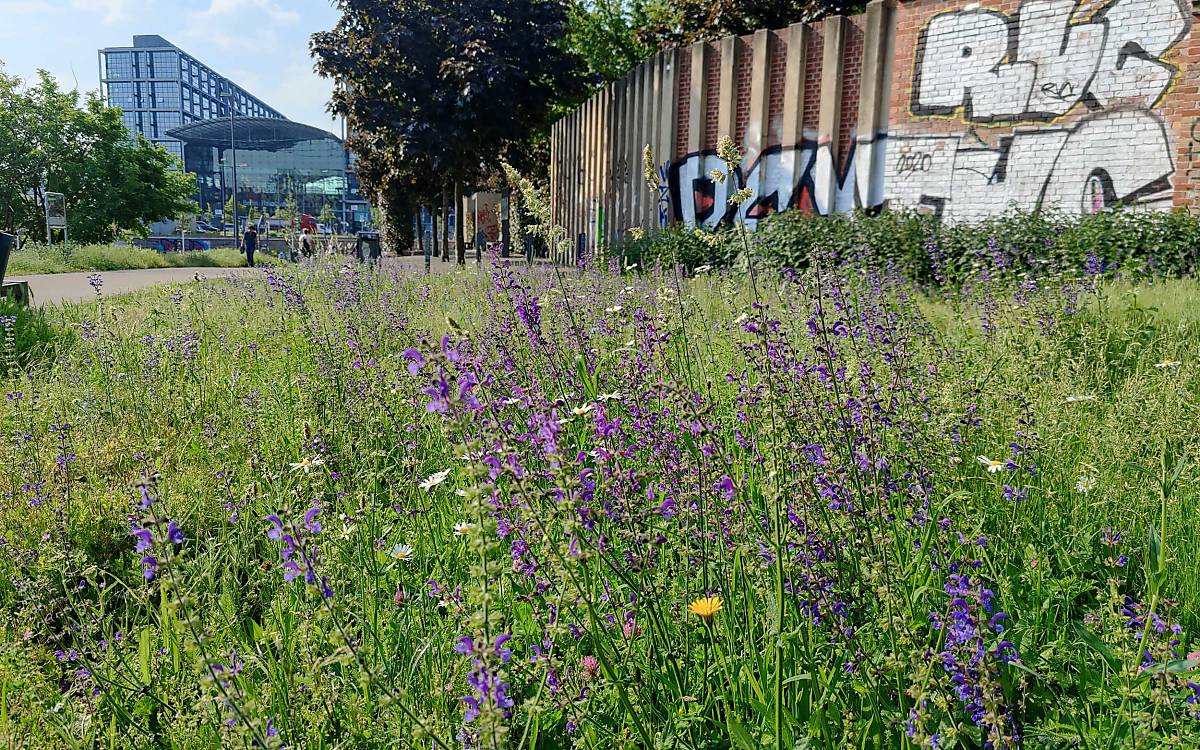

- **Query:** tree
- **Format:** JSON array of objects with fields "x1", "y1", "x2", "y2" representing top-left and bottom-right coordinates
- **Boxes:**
[
  {"x1": 564, "y1": 0, "x2": 657, "y2": 85},
  {"x1": 634, "y1": 0, "x2": 862, "y2": 47},
  {"x1": 312, "y1": 0, "x2": 586, "y2": 257},
  {"x1": 0, "y1": 68, "x2": 195, "y2": 243}
]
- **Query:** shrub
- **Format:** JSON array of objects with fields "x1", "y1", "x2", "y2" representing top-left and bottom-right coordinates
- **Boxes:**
[{"x1": 614, "y1": 207, "x2": 1200, "y2": 283}]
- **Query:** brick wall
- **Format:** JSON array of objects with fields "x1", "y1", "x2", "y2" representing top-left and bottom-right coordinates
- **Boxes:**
[
  {"x1": 550, "y1": 0, "x2": 1200, "y2": 252},
  {"x1": 886, "y1": 0, "x2": 1196, "y2": 219}
]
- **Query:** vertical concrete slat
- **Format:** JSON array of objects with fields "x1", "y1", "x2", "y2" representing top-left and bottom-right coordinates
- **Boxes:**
[
  {"x1": 632, "y1": 61, "x2": 647, "y2": 230},
  {"x1": 619, "y1": 72, "x2": 634, "y2": 241},
  {"x1": 746, "y1": 29, "x2": 772, "y2": 175},
  {"x1": 855, "y1": 0, "x2": 895, "y2": 211},
  {"x1": 782, "y1": 23, "x2": 809, "y2": 149},
  {"x1": 717, "y1": 35, "x2": 737, "y2": 145},
  {"x1": 688, "y1": 42, "x2": 707, "y2": 155},
  {"x1": 657, "y1": 49, "x2": 679, "y2": 228},
  {"x1": 651, "y1": 52, "x2": 666, "y2": 229},
  {"x1": 815, "y1": 15, "x2": 847, "y2": 215},
  {"x1": 640, "y1": 59, "x2": 655, "y2": 229},
  {"x1": 585, "y1": 96, "x2": 596, "y2": 253},
  {"x1": 550, "y1": 120, "x2": 559, "y2": 231}
]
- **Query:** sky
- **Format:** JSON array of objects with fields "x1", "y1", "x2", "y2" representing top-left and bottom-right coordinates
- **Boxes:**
[{"x1": 0, "y1": 0, "x2": 342, "y2": 131}]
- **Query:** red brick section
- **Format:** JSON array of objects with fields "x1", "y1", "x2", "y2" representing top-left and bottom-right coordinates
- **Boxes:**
[
  {"x1": 803, "y1": 29, "x2": 825, "y2": 136},
  {"x1": 676, "y1": 54, "x2": 692, "y2": 159},
  {"x1": 734, "y1": 35, "x2": 754, "y2": 144},
  {"x1": 703, "y1": 42, "x2": 722, "y2": 150},
  {"x1": 838, "y1": 18, "x2": 866, "y2": 172},
  {"x1": 766, "y1": 31, "x2": 789, "y2": 146},
  {"x1": 1168, "y1": 21, "x2": 1200, "y2": 210},
  {"x1": 891, "y1": 0, "x2": 1200, "y2": 211}
]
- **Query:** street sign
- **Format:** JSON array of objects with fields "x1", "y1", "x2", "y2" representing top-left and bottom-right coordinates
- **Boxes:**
[{"x1": 46, "y1": 192, "x2": 66, "y2": 228}]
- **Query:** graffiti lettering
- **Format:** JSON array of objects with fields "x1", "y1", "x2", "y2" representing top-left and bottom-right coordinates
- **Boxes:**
[
  {"x1": 669, "y1": 138, "x2": 885, "y2": 229},
  {"x1": 888, "y1": 110, "x2": 1174, "y2": 220},
  {"x1": 913, "y1": 0, "x2": 1189, "y2": 123},
  {"x1": 895, "y1": 151, "x2": 934, "y2": 177},
  {"x1": 898, "y1": 0, "x2": 1188, "y2": 219}
]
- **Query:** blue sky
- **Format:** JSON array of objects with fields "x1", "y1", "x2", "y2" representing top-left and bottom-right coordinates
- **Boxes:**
[{"x1": 0, "y1": 0, "x2": 342, "y2": 131}]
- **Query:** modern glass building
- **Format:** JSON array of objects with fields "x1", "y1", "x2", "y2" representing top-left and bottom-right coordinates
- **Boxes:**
[
  {"x1": 166, "y1": 118, "x2": 367, "y2": 231},
  {"x1": 98, "y1": 35, "x2": 285, "y2": 162}
]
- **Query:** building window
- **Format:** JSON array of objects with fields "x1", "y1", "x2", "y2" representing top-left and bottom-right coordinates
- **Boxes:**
[
  {"x1": 106, "y1": 81, "x2": 135, "y2": 109},
  {"x1": 104, "y1": 52, "x2": 133, "y2": 79},
  {"x1": 153, "y1": 82, "x2": 178, "y2": 106},
  {"x1": 151, "y1": 52, "x2": 178, "y2": 79}
]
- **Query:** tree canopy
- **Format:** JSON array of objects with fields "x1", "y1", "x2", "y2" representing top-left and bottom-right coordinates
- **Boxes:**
[{"x1": 0, "y1": 68, "x2": 196, "y2": 244}]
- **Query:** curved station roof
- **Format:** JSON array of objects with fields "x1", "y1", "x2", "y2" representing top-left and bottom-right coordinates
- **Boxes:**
[{"x1": 166, "y1": 117, "x2": 340, "y2": 151}]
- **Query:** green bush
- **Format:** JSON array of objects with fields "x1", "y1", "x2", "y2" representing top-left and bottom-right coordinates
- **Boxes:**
[
  {"x1": 615, "y1": 208, "x2": 1200, "y2": 283},
  {"x1": 5, "y1": 243, "x2": 266, "y2": 276},
  {"x1": 0, "y1": 297, "x2": 62, "y2": 372}
]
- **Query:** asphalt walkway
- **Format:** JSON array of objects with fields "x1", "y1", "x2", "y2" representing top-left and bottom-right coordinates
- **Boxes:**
[{"x1": 6, "y1": 254, "x2": 527, "y2": 306}]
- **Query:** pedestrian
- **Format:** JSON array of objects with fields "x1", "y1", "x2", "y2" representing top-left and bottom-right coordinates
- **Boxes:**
[
  {"x1": 299, "y1": 228, "x2": 315, "y2": 259},
  {"x1": 242, "y1": 224, "x2": 258, "y2": 268}
]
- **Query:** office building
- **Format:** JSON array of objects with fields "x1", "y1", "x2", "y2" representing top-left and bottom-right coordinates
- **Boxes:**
[
  {"x1": 99, "y1": 35, "x2": 370, "y2": 231},
  {"x1": 98, "y1": 35, "x2": 285, "y2": 162},
  {"x1": 167, "y1": 117, "x2": 367, "y2": 230}
]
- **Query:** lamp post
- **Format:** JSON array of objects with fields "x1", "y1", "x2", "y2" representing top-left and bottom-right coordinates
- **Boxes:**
[{"x1": 220, "y1": 86, "x2": 239, "y2": 237}]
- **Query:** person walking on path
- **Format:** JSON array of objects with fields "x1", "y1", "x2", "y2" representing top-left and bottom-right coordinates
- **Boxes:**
[
  {"x1": 299, "y1": 228, "x2": 315, "y2": 259},
  {"x1": 242, "y1": 225, "x2": 259, "y2": 268}
]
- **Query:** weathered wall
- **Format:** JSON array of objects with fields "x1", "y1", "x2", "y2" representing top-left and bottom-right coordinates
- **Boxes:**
[
  {"x1": 888, "y1": 0, "x2": 1195, "y2": 219},
  {"x1": 549, "y1": 0, "x2": 1199, "y2": 260}
]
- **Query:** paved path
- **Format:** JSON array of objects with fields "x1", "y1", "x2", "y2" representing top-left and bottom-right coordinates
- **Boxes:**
[
  {"x1": 8, "y1": 254, "x2": 538, "y2": 306},
  {"x1": 8, "y1": 267, "x2": 256, "y2": 306}
]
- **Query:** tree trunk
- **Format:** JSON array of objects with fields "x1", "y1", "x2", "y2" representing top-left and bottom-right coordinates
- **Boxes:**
[
  {"x1": 430, "y1": 203, "x2": 439, "y2": 262},
  {"x1": 376, "y1": 185, "x2": 410, "y2": 257},
  {"x1": 441, "y1": 187, "x2": 450, "y2": 262},
  {"x1": 454, "y1": 181, "x2": 465, "y2": 265},
  {"x1": 415, "y1": 207, "x2": 425, "y2": 259}
]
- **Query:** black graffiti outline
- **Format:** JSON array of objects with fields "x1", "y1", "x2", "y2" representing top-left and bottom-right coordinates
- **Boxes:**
[
  {"x1": 910, "y1": 0, "x2": 1188, "y2": 124},
  {"x1": 890, "y1": 109, "x2": 1175, "y2": 214},
  {"x1": 668, "y1": 137, "x2": 888, "y2": 225}
]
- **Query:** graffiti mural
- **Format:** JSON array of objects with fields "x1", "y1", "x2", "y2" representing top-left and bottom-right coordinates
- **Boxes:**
[
  {"x1": 669, "y1": 136, "x2": 887, "y2": 229},
  {"x1": 894, "y1": 0, "x2": 1190, "y2": 218}
]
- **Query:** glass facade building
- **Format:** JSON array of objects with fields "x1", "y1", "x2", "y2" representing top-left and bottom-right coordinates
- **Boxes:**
[
  {"x1": 167, "y1": 118, "x2": 367, "y2": 231},
  {"x1": 99, "y1": 35, "x2": 371, "y2": 231},
  {"x1": 98, "y1": 35, "x2": 285, "y2": 162}
]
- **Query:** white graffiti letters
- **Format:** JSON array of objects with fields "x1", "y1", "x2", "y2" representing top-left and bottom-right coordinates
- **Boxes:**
[
  {"x1": 914, "y1": 0, "x2": 1189, "y2": 122},
  {"x1": 915, "y1": 10, "x2": 1037, "y2": 120},
  {"x1": 888, "y1": 110, "x2": 1174, "y2": 220}
]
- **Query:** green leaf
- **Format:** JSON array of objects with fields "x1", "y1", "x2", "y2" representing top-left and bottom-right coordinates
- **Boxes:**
[
  {"x1": 726, "y1": 713, "x2": 759, "y2": 750},
  {"x1": 139, "y1": 626, "x2": 153, "y2": 686}
]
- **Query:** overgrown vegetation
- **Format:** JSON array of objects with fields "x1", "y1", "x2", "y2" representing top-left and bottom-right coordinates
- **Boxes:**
[
  {"x1": 0, "y1": 70, "x2": 196, "y2": 243},
  {"x1": 613, "y1": 207, "x2": 1200, "y2": 283},
  {"x1": 2, "y1": 250, "x2": 1200, "y2": 747},
  {"x1": 5, "y1": 243, "x2": 268, "y2": 276}
]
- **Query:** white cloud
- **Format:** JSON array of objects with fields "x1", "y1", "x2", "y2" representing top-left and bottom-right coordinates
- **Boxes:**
[
  {"x1": 70, "y1": 0, "x2": 136, "y2": 24},
  {"x1": 200, "y1": 0, "x2": 300, "y2": 24}
]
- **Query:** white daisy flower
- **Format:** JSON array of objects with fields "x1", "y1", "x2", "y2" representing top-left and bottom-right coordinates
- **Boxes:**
[
  {"x1": 1065, "y1": 394, "x2": 1097, "y2": 403},
  {"x1": 389, "y1": 543, "x2": 415, "y2": 562},
  {"x1": 571, "y1": 404, "x2": 595, "y2": 416},
  {"x1": 503, "y1": 397, "x2": 521, "y2": 406},
  {"x1": 290, "y1": 456, "x2": 325, "y2": 473},
  {"x1": 419, "y1": 469, "x2": 452, "y2": 491},
  {"x1": 1154, "y1": 360, "x2": 1181, "y2": 369},
  {"x1": 598, "y1": 392, "x2": 622, "y2": 402},
  {"x1": 1075, "y1": 476, "x2": 1097, "y2": 494},
  {"x1": 453, "y1": 521, "x2": 475, "y2": 537},
  {"x1": 977, "y1": 455, "x2": 1006, "y2": 473},
  {"x1": 734, "y1": 313, "x2": 749, "y2": 325},
  {"x1": 605, "y1": 305, "x2": 623, "y2": 313}
]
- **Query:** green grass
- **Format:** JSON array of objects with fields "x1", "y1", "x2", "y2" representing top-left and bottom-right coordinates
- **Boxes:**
[
  {"x1": 1, "y1": 259, "x2": 1199, "y2": 748},
  {"x1": 4, "y1": 242, "x2": 274, "y2": 276}
]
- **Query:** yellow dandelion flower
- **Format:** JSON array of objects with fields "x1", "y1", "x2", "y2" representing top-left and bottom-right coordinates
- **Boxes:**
[{"x1": 688, "y1": 595, "x2": 723, "y2": 619}]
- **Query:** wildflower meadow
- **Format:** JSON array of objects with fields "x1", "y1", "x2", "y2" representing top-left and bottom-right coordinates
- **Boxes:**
[{"x1": 2, "y1": 244, "x2": 1200, "y2": 749}]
